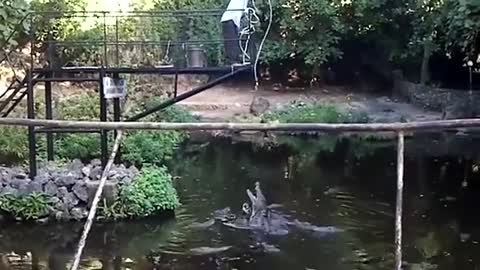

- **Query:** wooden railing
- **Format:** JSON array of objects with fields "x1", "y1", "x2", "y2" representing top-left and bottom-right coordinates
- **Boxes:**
[{"x1": 2, "y1": 117, "x2": 479, "y2": 270}]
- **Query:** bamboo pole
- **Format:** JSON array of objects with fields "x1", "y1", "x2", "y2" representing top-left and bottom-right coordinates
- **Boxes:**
[
  {"x1": 70, "y1": 130, "x2": 123, "y2": 270},
  {"x1": 0, "y1": 118, "x2": 480, "y2": 132},
  {"x1": 395, "y1": 131, "x2": 405, "y2": 270}
]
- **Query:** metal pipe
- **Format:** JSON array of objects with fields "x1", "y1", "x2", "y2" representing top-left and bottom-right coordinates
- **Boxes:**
[
  {"x1": 99, "y1": 69, "x2": 108, "y2": 168},
  {"x1": 45, "y1": 72, "x2": 54, "y2": 161},
  {"x1": 113, "y1": 73, "x2": 121, "y2": 164},
  {"x1": 27, "y1": 16, "x2": 37, "y2": 178}
]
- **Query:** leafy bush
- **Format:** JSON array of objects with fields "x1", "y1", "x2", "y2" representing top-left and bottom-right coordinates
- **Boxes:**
[
  {"x1": 122, "y1": 130, "x2": 187, "y2": 167},
  {"x1": 262, "y1": 102, "x2": 369, "y2": 123},
  {"x1": 0, "y1": 127, "x2": 28, "y2": 163},
  {"x1": 0, "y1": 192, "x2": 50, "y2": 220},
  {"x1": 98, "y1": 165, "x2": 180, "y2": 219},
  {"x1": 55, "y1": 134, "x2": 101, "y2": 161}
]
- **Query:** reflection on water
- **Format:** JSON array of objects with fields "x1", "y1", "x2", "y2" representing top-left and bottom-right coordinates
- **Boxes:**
[{"x1": 2, "y1": 133, "x2": 480, "y2": 269}]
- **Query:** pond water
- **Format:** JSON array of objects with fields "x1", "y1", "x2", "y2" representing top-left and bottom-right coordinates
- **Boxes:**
[{"x1": 2, "y1": 133, "x2": 480, "y2": 270}]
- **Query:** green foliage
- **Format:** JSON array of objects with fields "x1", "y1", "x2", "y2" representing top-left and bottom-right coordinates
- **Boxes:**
[
  {"x1": 98, "y1": 165, "x2": 180, "y2": 219},
  {"x1": 0, "y1": 127, "x2": 28, "y2": 163},
  {"x1": 55, "y1": 134, "x2": 101, "y2": 161},
  {"x1": 262, "y1": 102, "x2": 369, "y2": 124},
  {"x1": 0, "y1": 0, "x2": 29, "y2": 47},
  {"x1": 55, "y1": 94, "x2": 100, "y2": 121},
  {"x1": 0, "y1": 192, "x2": 50, "y2": 220},
  {"x1": 122, "y1": 101, "x2": 197, "y2": 166},
  {"x1": 122, "y1": 130, "x2": 187, "y2": 166}
]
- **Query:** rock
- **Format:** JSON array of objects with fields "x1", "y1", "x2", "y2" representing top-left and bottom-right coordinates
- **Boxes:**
[
  {"x1": 34, "y1": 174, "x2": 50, "y2": 185},
  {"x1": 89, "y1": 167, "x2": 103, "y2": 180},
  {"x1": 15, "y1": 172, "x2": 28, "y2": 179},
  {"x1": 22, "y1": 181, "x2": 43, "y2": 194},
  {"x1": 86, "y1": 181, "x2": 118, "y2": 206},
  {"x1": 71, "y1": 207, "x2": 88, "y2": 220},
  {"x1": 48, "y1": 196, "x2": 61, "y2": 205},
  {"x1": 36, "y1": 217, "x2": 50, "y2": 224},
  {"x1": 9, "y1": 178, "x2": 31, "y2": 189},
  {"x1": 63, "y1": 192, "x2": 79, "y2": 209},
  {"x1": 44, "y1": 181, "x2": 59, "y2": 196},
  {"x1": 2, "y1": 185, "x2": 18, "y2": 195},
  {"x1": 91, "y1": 159, "x2": 102, "y2": 168},
  {"x1": 57, "y1": 187, "x2": 70, "y2": 199},
  {"x1": 56, "y1": 173, "x2": 76, "y2": 187},
  {"x1": 250, "y1": 97, "x2": 270, "y2": 116},
  {"x1": 121, "y1": 176, "x2": 133, "y2": 186},
  {"x1": 68, "y1": 159, "x2": 84, "y2": 173},
  {"x1": 82, "y1": 166, "x2": 91, "y2": 177},
  {"x1": 72, "y1": 182, "x2": 89, "y2": 203}
]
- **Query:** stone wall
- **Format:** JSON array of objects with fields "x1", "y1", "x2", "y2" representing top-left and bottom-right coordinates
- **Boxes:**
[
  {"x1": 393, "y1": 78, "x2": 480, "y2": 118},
  {"x1": 0, "y1": 159, "x2": 139, "y2": 221}
]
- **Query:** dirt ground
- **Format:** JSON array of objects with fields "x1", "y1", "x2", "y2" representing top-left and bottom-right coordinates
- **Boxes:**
[
  {"x1": 0, "y1": 62, "x2": 442, "y2": 123},
  {"x1": 176, "y1": 81, "x2": 442, "y2": 122}
]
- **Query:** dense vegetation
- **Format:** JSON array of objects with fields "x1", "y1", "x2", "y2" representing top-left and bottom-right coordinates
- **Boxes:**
[
  {"x1": 99, "y1": 165, "x2": 180, "y2": 220},
  {"x1": 1, "y1": 0, "x2": 479, "y2": 88}
]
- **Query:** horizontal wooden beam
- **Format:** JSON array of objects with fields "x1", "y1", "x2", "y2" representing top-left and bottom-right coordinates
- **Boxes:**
[{"x1": 1, "y1": 118, "x2": 480, "y2": 133}]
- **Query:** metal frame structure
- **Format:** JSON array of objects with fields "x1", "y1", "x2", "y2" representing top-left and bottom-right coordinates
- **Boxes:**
[{"x1": 16, "y1": 10, "x2": 257, "y2": 178}]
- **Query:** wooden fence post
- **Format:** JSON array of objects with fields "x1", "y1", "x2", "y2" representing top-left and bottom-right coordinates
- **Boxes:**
[{"x1": 395, "y1": 131, "x2": 405, "y2": 270}]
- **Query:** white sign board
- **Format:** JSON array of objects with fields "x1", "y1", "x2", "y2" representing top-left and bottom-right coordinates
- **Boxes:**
[{"x1": 103, "y1": 77, "x2": 127, "y2": 99}]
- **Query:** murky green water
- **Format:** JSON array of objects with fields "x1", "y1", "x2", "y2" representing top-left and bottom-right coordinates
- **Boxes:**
[{"x1": 1, "y1": 133, "x2": 480, "y2": 270}]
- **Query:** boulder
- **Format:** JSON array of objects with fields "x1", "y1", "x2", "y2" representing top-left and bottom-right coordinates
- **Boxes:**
[
  {"x1": 72, "y1": 181, "x2": 89, "y2": 203},
  {"x1": 57, "y1": 187, "x2": 70, "y2": 199},
  {"x1": 89, "y1": 167, "x2": 103, "y2": 180},
  {"x1": 8, "y1": 178, "x2": 31, "y2": 189},
  {"x1": 34, "y1": 174, "x2": 50, "y2": 185},
  {"x1": 71, "y1": 207, "x2": 88, "y2": 220},
  {"x1": 67, "y1": 159, "x2": 84, "y2": 174},
  {"x1": 63, "y1": 192, "x2": 79, "y2": 209},
  {"x1": 250, "y1": 97, "x2": 270, "y2": 116},
  {"x1": 91, "y1": 159, "x2": 102, "y2": 168},
  {"x1": 44, "y1": 181, "x2": 59, "y2": 196},
  {"x1": 86, "y1": 180, "x2": 118, "y2": 206},
  {"x1": 81, "y1": 166, "x2": 91, "y2": 177},
  {"x1": 2, "y1": 185, "x2": 18, "y2": 196},
  {"x1": 59, "y1": 172, "x2": 79, "y2": 186}
]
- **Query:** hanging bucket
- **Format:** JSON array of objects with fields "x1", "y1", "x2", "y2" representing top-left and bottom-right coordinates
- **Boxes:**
[{"x1": 187, "y1": 45, "x2": 206, "y2": 68}]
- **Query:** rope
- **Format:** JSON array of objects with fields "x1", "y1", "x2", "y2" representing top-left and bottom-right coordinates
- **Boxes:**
[
  {"x1": 253, "y1": 0, "x2": 273, "y2": 90},
  {"x1": 70, "y1": 130, "x2": 123, "y2": 270}
]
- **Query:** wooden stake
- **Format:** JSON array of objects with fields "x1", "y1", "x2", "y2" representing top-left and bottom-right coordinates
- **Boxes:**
[
  {"x1": 70, "y1": 130, "x2": 123, "y2": 270},
  {"x1": 395, "y1": 131, "x2": 405, "y2": 270}
]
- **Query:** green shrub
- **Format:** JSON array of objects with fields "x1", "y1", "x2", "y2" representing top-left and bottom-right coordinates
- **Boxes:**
[
  {"x1": 55, "y1": 94, "x2": 100, "y2": 121},
  {"x1": 55, "y1": 134, "x2": 101, "y2": 161},
  {"x1": 0, "y1": 127, "x2": 29, "y2": 163},
  {"x1": 122, "y1": 130, "x2": 187, "y2": 167},
  {"x1": 262, "y1": 102, "x2": 369, "y2": 123},
  {"x1": 0, "y1": 192, "x2": 50, "y2": 220},
  {"x1": 98, "y1": 165, "x2": 180, "y2": 219}
]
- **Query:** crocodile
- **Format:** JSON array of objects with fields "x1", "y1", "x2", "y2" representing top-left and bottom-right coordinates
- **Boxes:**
[{"x1": 190, "y1": 182, "x2": 344, "y2": 237}]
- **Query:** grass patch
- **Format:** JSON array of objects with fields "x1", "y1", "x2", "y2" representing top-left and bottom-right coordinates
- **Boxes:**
[{"x1": 262, "y1": 102, "x2": 369, "y2": 123}]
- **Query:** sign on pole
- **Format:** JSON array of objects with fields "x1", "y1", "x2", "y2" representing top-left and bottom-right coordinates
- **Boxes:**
[{"x1": 103, "y1": 77, "x2": 127, "y2": 99}]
